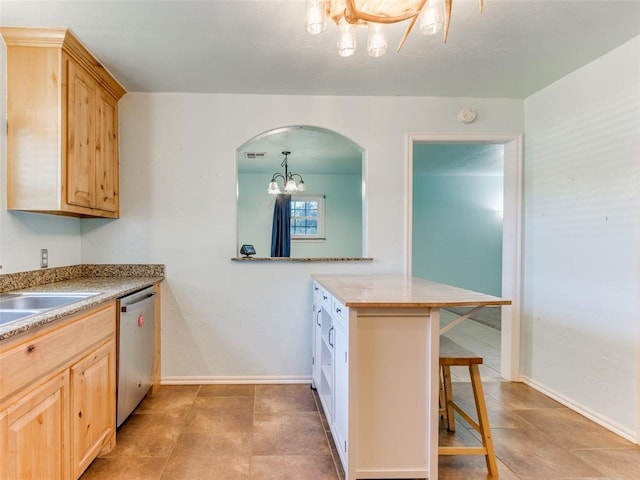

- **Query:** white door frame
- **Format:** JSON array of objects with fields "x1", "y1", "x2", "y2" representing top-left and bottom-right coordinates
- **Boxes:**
[{"x1": 405, "y1": 133, "x2": 523, "y2": 381}]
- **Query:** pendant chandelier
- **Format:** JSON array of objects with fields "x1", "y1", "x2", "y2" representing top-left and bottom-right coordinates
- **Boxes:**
[
  {"x1": 267, "y1": 151, "x2": 306, "y2": 195},
  {"x1": 305, "y1": 0, "x2": 483, "y2": 57}
]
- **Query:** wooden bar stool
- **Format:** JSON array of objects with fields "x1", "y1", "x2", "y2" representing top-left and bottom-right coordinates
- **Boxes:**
[{"x1": 438, "y1": 336, "x2": 499, "y2": 478}]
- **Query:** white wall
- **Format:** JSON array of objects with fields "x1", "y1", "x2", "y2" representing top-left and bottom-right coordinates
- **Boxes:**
[
  {"x1": 0, "y1": 40, "x2": 82, "y2": 274},
  {"x1": 412, "y1": 169, "x2": 504, "y2": 297},
  {"x1": 79, "y1": 93, "x2": 523, "y2": 382},
  {"x1": 522, "y1": 37, "x2": 640, "y2": 440}
]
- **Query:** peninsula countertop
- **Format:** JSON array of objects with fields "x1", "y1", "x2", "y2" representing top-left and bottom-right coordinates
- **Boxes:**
[
  {"x1": 0, "y1": 264, "x2": 164, "y2": 341},
  {"x1": 311, "y1": 274, "x2": 511, "y2": 308}
]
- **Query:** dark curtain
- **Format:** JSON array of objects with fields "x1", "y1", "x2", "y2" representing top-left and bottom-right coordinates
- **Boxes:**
[{"x1": 270, "y1": 194, "x2": 291, "y2": 257}]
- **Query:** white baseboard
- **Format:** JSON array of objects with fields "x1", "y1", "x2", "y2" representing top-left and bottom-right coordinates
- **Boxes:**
[
  {"x1": 161, "y1": 375, "x2": 312, "y2": 385},
  {"x1": 520, "y1": 375, "x2": 638, "y2": 444}
]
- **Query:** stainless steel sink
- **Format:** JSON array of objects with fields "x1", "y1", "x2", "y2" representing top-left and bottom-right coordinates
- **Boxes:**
[
  {"x1": 0, "y1": 293, "x2": 96, "y2": 310},
  {"x1": 0, "y1": 310, "x2": 40, "y2": 325},
  {"x1": 0, "y1": 292, "x2": 99, "y2": 327}
]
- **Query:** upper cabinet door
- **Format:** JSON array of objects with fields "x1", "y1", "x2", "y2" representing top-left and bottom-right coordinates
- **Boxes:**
[
  {"x1": 95, "y1": 91, "x2": 119, "y2": 213},
  {"x1": 67, "y1": 59, "x2": 97, "y2": 209}
]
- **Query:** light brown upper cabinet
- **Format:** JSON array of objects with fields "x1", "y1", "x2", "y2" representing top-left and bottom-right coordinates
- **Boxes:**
[{"x1": 1, "y1": 27, "x2": 126, "y2": 218}]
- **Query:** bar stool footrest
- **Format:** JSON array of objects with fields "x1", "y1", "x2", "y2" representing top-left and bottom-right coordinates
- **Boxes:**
[{"x1": 439, "y1": 446, "x2": 489, "y2": 456}]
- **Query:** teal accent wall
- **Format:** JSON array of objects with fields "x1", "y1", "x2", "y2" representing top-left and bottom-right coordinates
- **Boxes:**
[
  {"x1": 412, "y1": 146, "x2": 504, "y2": 296},
  {"x1": 238, "y1": 173, "x2": 362, "y2": 257}
]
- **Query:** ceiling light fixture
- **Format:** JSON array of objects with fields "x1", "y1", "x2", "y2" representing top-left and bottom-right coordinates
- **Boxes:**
[
  {"x1": 267, "y1": 151, "x2": 306, "y2": 195},
  {"x1": 305, "y1": 0, "x2": 483, "y2": 57}
]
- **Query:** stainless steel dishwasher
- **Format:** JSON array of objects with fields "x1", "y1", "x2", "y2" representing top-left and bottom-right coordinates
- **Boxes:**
[{"x1": 117, "y1": 286, "x2": 156, "y2": 426}]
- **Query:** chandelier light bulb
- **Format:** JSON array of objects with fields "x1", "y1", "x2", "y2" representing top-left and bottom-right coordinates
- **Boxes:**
[
  {"x1": 267, "y1": 180, "x2": 281, "y2": 195},
  {"x1": 419, "y1": 0, "x2": 444, "y2": 35},
  {"x1": 306, "y1": 0, "x2": 327, "y2": 35},
  {"x1": 337, "y1": 18, "x2": 356, "y2": 57},
  {"x1": 367, "y1": 23, "x2": 388, "y2": 57},
  {"x1": 285, "y1": 178, "x2": 298, "y2": 193}
]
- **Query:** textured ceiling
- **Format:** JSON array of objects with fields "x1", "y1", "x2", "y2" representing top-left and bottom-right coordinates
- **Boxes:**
[
  {"x1": 413, "y1": 143, "x2": 504, "y2": 176},
  {"x1": 1, "y1": 0, "x2": 639, "y2": 98},
  {"x1": 238, "y1": 126, "x2": 362, "y2": 175}
]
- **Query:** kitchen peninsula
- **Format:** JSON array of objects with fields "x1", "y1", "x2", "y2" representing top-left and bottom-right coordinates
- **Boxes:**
[{"x1": 311, "y1": 274, "x2": 510, "y2": 480}]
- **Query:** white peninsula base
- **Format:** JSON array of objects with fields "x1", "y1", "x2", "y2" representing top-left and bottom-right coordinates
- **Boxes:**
[{"x1": 311, "y1": 274, "x2": 510, "y2": 480}]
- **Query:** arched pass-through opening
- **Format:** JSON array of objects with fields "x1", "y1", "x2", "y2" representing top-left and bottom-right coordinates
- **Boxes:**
[
  {"x1": 236, "y1": 125, "x2": 367, "y2": 259},
  {"x1": 406, "y1": 133, "x2": 522, "y2": 381}
]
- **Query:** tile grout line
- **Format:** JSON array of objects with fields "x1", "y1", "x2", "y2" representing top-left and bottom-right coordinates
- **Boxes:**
[
  {"x1": 250, "y1": 383, "x2": 257, "y2": 478},
  {"x1": 157, "y1": 384, "x2": 202, "y2": 480}
]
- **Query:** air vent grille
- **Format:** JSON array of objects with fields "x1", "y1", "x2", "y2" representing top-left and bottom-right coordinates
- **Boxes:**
[{"x1": 244, "y1": 152, "x2": 266, "y2": 159}]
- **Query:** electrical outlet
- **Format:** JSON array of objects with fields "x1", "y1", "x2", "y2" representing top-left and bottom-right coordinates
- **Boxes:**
[{"x1": 40, "y1": 249, "x2": 48, "y2": 268}]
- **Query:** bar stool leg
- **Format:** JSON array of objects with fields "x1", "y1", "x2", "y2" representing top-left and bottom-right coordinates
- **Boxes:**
[
  {"x1": 469, "y1": 364, "x2": 499, "y2": 477},
  {"x1": 442, "y1": 365, "x2": 456, "y2": 432}
]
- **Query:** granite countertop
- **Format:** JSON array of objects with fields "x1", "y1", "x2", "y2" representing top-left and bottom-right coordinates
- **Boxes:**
[
  {"x1": 231, "y1": 257, "x2": 373, "y2": 262},
  {"x1": 0, "y1": 264, "x2": 164, "y2": 341},
  {"x1": 312, "y1": 274, "x2": 511, "y2": 308}
]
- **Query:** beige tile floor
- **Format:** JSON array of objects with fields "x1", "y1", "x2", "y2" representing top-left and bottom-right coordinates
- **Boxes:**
[{"x1": 80, "y1": 379, "x2": 640, "y2": 480}]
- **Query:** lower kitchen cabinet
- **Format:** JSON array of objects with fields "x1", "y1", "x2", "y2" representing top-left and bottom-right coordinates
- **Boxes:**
[
  {"x1": 332, "y1": 315, "x2": 348, "y2": 465},
  {"x1": 311, "y1": 283, "x2": 323, "y2": 391},
  {"x1": 71, "y1": 340, "x2": 116, "y2": 478},
  {"x1": 0, "y1": 303, "x2": 116, "y2": 480},
  {"x1": 311, "y1": 281, "x2": 349, "y2": 470},
  {"x1": 0, "y1": 372, "x2": 70, "y2": 480}
]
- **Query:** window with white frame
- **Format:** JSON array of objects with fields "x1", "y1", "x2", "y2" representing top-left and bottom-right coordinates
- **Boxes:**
[{"x1": 290, "y1": 195, "x2": 325, "y2": 240}]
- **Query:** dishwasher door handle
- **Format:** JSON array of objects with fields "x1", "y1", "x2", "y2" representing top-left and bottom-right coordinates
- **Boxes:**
[{"x1": 121, "y1": 292, "x2": 156, "y2": 313}]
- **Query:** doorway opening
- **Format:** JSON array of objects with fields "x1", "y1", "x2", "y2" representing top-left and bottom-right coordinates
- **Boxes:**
[{"x1": 407, "y1": 134, "x2": 522, "y2": 381}]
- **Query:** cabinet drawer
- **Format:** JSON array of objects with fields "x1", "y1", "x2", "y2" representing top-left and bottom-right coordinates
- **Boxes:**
[
  {"x1": 321, "y1": 288, "x2": 332, "y2": 312},
  {"x1": 0, "y1": 303, "x2": 115, "y2": 402},
  {"x1": 332, "y1": 297, "x2": 348, "y2": 327}
]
